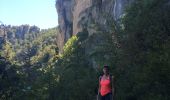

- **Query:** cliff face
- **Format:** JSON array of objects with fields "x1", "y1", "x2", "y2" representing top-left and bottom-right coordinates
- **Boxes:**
[
  {"x1": 56, "y1": 0, "x2": 133, "y2": 52},
  {"x1": 0, "y1": 25, "x2": 40, "y2": 47},
  {"x1": 0, "y1": 29, "x2": 5, "y2": 49}
]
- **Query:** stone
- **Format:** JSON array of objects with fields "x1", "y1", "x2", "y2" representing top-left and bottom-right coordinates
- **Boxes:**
[{"x1": 56, "y1": 0, "x2": 134, "y2": 53}]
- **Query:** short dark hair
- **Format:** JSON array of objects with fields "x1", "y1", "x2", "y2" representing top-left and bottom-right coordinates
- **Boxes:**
[{"x1": 103, "y1": 65, "x2": 109, "y2": 70}]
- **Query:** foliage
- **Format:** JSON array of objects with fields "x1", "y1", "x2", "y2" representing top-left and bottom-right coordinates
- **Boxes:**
[
  {"x1": 0, "y1": 56, "x2": 20, "y2": 100},
  {"x1": 113, "y1": 0, "x2": 170, "y2": 99},
  {"x1": 0, "y1": 27, "x2": 59, "y2": 99},
  {"x1": 0, "y1": 41, "x2": 15, "y2": 62},
  {"x1": 53, "y1": 32, "x2": 98, "y2": 100},
  {"x1": 1, "y1": 0, "x2": 170, "y2": 99}
]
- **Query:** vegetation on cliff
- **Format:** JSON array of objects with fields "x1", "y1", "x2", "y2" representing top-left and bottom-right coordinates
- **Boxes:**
[{"x1": 0, "y1": 0, "x2": 170, "y2": 100}]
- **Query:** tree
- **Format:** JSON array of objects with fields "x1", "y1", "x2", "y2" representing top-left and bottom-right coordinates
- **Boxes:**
[
  {"x1": 1, "y1": 41, "x2": 15, "y2": 62},
  {"x1": 113, "y1": 0, "x2": 170, "y2": 99}
]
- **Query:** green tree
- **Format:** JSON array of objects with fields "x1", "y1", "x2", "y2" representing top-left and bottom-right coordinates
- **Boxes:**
[
  {"x1": 1, "y1": 41, "x2": 15, "y2": 62},
  {"x1": 53, "y1": 32, "x2": 97, "y2": 100},
  {"x1": 113, "y1": 0, "x2": 170, "y2": 99}
]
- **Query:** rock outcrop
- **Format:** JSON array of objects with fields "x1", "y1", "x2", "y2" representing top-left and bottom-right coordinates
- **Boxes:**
[
  {"x1": 0, "y1": 25, "x2": 40, "y2": 46},
  {"x1": 56, "y1": 0, "x2": 133, "y2": 52},
  {"x1": 0, "y1": 25, "x2": 7, "y2": 49}
]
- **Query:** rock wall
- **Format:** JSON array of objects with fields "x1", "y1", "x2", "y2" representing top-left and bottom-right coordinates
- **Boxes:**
[
  {"x1": 0, "y1": 29, "x2": 5, "y2": 49},
  {"x1": 0, "y1": 25, "x2": 40, "y2": 47},
  {"x1": 56, "y1": 0, "x2": 133, "y2": 52}
]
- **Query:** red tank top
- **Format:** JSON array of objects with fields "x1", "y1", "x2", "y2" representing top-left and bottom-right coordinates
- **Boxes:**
[{"x1": 100, "y1": 76, "x2": 112, "y2": 96}]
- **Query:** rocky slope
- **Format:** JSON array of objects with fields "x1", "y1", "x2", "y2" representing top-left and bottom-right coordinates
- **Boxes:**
[
  {"x1": 56, "y1": 0, "x2": 133, "y2": 52},
  {"x1": 0, "y1": 26, "x2": 6, "y2": 49},
  {"x1": 0, "y1": 25, "x2": 40, "y2": 50},
  {"x1": 0, "y1": 25, "x2": 40, "y2": 42}
]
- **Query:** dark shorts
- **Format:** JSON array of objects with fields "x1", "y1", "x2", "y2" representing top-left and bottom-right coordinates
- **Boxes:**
[{"x1": 100, "y1": 93, "x2": 112, "y2": 100}]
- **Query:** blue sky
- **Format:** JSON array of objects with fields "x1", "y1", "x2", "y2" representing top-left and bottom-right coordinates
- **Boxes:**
[{"x1": 0, "y1": 0, "x2": 58, "y2": 29}]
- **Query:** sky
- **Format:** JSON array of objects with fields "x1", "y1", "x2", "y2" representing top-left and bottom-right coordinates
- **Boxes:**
[{"x1": 0, "y1": 0, "x2": 58, "y2": 29}]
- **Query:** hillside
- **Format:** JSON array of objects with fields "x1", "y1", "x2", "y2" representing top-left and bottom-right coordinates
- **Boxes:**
[
  {"x1": 0, "y1": 26, "x2": 59, "y2": 99},
  {"x1": 55, "y1": 0, "x2": 170, "y2": 99},
  {"x1": 0, "y1": 0, "x2": 170, "y2": 100}
]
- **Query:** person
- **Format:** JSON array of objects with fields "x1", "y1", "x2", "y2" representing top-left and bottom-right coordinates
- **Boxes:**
[{"x1": 97, "y1": 66, "x2": 115, "y2": 100}]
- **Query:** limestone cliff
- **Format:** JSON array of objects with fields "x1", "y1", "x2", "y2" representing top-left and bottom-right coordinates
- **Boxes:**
[
  {"x1": 0, "y1": 25, "x2": 40, "y2": 48},
  {"x1": 56, "y1": 0, "x2": 133, "y2": 52},
  {"x1": 0, "y1": 30, "x2": 5, "y2": 49}
]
